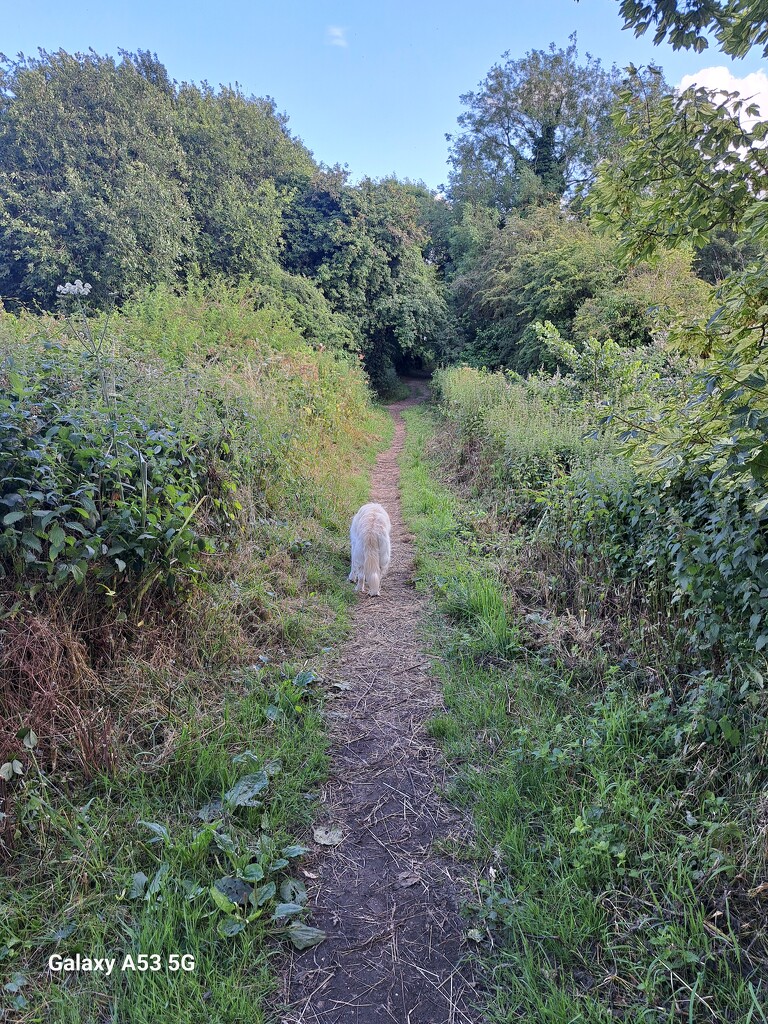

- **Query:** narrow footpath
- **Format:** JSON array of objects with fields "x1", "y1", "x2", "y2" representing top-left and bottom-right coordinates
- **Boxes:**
[{"x1": 282, "y1": 383, "x2": 481, "y2": 1024}]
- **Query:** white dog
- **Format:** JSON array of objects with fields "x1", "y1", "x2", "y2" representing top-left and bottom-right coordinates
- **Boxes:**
[{"x1": 348, "y1": 503, "x2": 391, "y2": 597}]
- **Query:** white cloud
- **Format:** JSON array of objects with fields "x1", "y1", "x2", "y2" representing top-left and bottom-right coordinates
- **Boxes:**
[
  {"x1": 677, "y1": 66, "x2": 768, "y2": 127},
  {"x1": 326, "y1": 26, "x2": 348, "y2": 48}
]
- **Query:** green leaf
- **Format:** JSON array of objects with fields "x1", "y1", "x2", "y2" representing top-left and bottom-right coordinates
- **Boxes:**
[
  {"x1": 21, "y1": 729, "x2": 37, "y2": 750},
  {"x1": 273, "y1": 902, "x2": 304, "y2": 921},
  {"x1": 217, "y1": 918, "x2": 247, "y2": 938},
  {"x1": 241, "y1": 862, "x2": 265, "y2": 883},
  {"x1": 138, "y1": 821, "x2": 170, "y2": 844},
  {"x1": 214, "y1": 876, "x2": 252, "y2": 907},
  {"x1": 128, "y1": 872, "x2": 149, "y2": 899},
  {"x1": 254, "y1": 881, "x2": 276, "y2": 906},
  {"x1": 145, "y1": 863, "x2": 170, "y2": 900},
  {"x1": 280, "y1": 878, "x2": 308, "y2": 905},
  {"x1": 212, "y1": 831, "x2": 238, "y2": 857},
  {"x1": 224, "y1": 771, "x2": 269, "y2": 808},
  {"x1": 209, "y1": 885, "x2": 237, "y2": 914},
  {"x1": 293, "y1": 669, "x2": 318, "y2": 689},
  {"x1": 48, "y1": 523, "x2": 66, "y2": 553},
  {"x1": 196, "y1": 798, "x2": 223, "y2": 822},
  {"x1": 286, "y1": 923, "x2": 326, "y2": 950}
]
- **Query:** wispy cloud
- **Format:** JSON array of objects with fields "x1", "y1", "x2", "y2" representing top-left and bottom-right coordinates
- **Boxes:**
[
  {"x1": 326, "y1": 26, "x2": 348, "y2": 48},
  {"x1": 677, "y1": 66, "x2": 768, "y2": 127}
]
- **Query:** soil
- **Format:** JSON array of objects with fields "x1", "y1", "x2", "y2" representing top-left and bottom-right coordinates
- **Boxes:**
[{"x1": 282, "y1": 382, "x2": 482, "y2": 1024}]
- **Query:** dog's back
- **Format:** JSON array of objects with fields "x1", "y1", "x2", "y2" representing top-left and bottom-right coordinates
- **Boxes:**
[{"x1": 349, "y1": 503, "x2": 391, "y2": 596}]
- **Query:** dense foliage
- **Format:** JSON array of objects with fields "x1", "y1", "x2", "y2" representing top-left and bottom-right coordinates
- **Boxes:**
[
  {"x1": 402, "y1": 399, "x2": 768, "y2": 1023},
  {"x1": 0, "y1": 281, "x2": 390, "y2": 1021},
  {"x1": 421, "y1": 7, "x2": 768, "y2": 1018},
  {"x1": 0, "y1": 50, "x2": 449, "y2": 392},
  {"x1": 447, "y1": 39, "x2": 622, "y2": 209},
  {"x1": 449, "y1": 203, "x2": 712, "y2": 372},
  {"x1": 0, "y1": 280, "x2": 374, "y2": 602}
]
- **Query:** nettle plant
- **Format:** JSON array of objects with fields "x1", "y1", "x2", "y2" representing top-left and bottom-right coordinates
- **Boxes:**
[{"x1": 0, "y1": 281, "x2": 240, "y2": 595}]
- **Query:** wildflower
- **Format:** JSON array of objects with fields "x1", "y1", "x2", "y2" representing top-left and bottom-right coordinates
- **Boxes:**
[{"x1": 56, "y1": 280, "x2": 92, "y2": 297}]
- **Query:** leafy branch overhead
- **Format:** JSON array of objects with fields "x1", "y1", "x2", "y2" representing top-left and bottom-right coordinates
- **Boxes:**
[{"x1": 616, "y1": 0, "x2": 768, "y2": 57}]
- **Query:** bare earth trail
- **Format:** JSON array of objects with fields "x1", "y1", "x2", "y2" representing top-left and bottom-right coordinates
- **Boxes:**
[{"x1": 283, "y1": 383, "x2": 481, "y2": 1024}]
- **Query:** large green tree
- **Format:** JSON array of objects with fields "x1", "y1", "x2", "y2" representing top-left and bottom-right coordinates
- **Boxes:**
[
  {"x1": 0, "y1": 50, "x2": 193, "y2": 307},
  {"x1": 593, "y1": 3, "x2": 768, "y2": 499},
  {"x1": 451, "y1": 202, "x2": 711, "y2": 372},
  {"x1": 283, "y1": 173, "x2": 451, "y2": 389},
  {"x1": 175, "y1": 82, "x2": 314, "y2": 279},
  {"x1": 447, "y1": 39, "x2": 622, "y2": 212}
]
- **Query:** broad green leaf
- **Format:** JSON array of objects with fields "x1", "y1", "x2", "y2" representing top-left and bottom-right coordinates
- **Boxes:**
[
  {"x1": 224, "y1": 772, "x2": 269, "y2": 808},
  {"x1": 286, "y1": 923, "x2": 326, "y2": 950}
]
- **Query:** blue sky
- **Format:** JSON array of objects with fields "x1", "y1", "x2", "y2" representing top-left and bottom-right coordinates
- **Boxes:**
[{"x1": 5, "y1": 0, "x2": 765, "y2": 189}]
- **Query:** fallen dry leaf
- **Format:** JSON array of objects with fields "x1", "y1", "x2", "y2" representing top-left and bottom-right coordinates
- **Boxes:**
[{"x1": 313, "y1": 825, "x2": 344, "y2": 846}]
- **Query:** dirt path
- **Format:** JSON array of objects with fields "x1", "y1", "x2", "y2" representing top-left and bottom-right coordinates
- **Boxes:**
[{"x1": 282, "y1": 383, "x2": 480, "y2": 1024}]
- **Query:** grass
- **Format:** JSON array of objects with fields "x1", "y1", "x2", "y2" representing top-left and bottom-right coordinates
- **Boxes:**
[
  {"x1": 0, "y1": 287, "x2": 393, "y2": 1023},
  {"x1": 399, "y1": 402, "x2": 768, "y2": 1024}
]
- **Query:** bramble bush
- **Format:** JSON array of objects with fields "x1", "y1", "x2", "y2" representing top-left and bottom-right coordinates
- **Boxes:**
[{"x1": 1, "y1": 346, "x2": 231, "y2": 593}]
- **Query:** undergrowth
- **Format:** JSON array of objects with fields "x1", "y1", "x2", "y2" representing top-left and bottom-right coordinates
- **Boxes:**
[
  {"x1": 0, "y1": 282, "x2": 391, "y2": 1022},
  {"x1": 400, "y1": 402, "x2": 768, "y2": 1024}
]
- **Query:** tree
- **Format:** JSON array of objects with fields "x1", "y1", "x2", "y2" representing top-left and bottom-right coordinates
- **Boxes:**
[
  {"x1": 0, "y1": 50, "x2": 193, "y2": 307},
  {"x1": 283, "y1": 174, "x2": 451, "y2": 390},
  {"x1": 175, "y1": 82, "x2": 314, "y2": 279},
  {"x1": 592, "y1": 71, "x2": 767, "y2": 262},
  {"x1": 593, "y1": 6, "x2": 768, "y2": 502},
  {"x1": 451, "y1": 203, "x2": 712, "y2": 373},
  {"x1": 447, "y1": 39, "x2": 622, "y2": 212}
]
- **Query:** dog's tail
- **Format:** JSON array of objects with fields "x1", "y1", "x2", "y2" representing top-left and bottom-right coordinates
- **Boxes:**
[{"x1": 363, "y1": 534, "x2": 381, "y2": 596}]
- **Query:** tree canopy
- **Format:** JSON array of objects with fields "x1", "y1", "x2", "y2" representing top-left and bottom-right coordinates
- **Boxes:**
[
  {"x1": 446, "y1": 39, "x2": 622, "y2": 211},
  {"x1": 0, "y1": 48, "x2": 453, "y2": 391},
  {"x1": 0, "y1": 49, "x2": 192, "y2": 306}
]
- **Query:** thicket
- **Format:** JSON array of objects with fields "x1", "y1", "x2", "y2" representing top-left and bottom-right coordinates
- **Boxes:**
[
  {"x1": 0, "y1": 50, "x2": 450, "y2": 393},
  {"x1": 428, "y1": 359, "x2": 768, "y2": 1019},
  {"x1": 402, "y1": 403, "x2": 768, "y2": 1021},
  {"x1": 0, "y1": 282, "x2": 390, "y2": 1019},
  {"x1": 449, "y1": 204, "x2": 713, "y2": 372},
  {"x1": 436, "y1": 360, "x2": 768, "y2": 675},
  {"x1": 0, "y1": 279, "x2": 378, "y2": 770},
  {"x1": 418, "y1": 9, "x2": 768, "y2": 1019}
]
